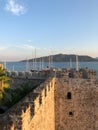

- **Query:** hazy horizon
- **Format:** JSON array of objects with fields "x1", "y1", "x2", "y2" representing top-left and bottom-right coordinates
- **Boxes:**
[{"x1": 0, "y1": 53, "x2": 97, "y2": 62}]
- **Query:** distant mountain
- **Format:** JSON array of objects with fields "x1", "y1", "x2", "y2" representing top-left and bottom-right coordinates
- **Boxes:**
[
  {"x1": 95, "y1": 57, "x2": 98, "y2": 59},
  {"x1": 21, "y1": 54, "x2": 98, "y2": 62}
]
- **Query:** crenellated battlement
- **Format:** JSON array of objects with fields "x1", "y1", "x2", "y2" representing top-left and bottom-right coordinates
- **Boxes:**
[{"x1": 0, "y1": 77, "x2": 55, "y2": 130}]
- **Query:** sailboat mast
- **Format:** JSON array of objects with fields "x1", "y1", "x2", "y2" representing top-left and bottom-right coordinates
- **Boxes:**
[
  {"x1": 32, "y1": 51, "x2": 35, "y2": 70},
  {"x1": 70, "y1": 58, "x2": 72, "y2": 69},
  {"x1": 50, "y1": 55, "x2": 53, "y2": 68},
  {"x1": 34, "y1": 48, "x2": 36, "y2": 70},
  {"x1": 39, "y1": 57, "x2": 41, "y2": 71},
  {"x1": 4, "y1": 61, "x2": 6, "y2": 69},
  {"x1": 41, "y1": 57, "x2": 43, "y2": 70},
  {"x1": 76, "y1": 55, "x2": 79, "y2": 71},
  {"x1": 13, "y1": 65, "x2": 15, "y2": 71},
  {"x1": 48, "y1": 55, "x2": 51, "y2": 69},
  {"x1": 26, "y1": 58, "x2": 29, "y2": 72}
]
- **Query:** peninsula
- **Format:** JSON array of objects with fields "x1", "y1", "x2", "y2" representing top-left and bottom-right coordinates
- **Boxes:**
[{"x1": 22, "y1": 54, "x2": 98, "y2": 62}]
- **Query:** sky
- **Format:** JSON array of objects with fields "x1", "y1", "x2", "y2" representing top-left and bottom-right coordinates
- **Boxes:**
[{"x1": 0, "y1": 0, "x2": 98, "y2": 61}]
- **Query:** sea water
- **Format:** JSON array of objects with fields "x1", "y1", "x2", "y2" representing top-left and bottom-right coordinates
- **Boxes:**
[{"x1": 5, "y1": 61, "x2": 98, "y2": 73}]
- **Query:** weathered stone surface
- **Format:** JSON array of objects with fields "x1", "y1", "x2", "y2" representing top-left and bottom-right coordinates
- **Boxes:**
[
  {"x1": 0, "y1": 69, "x2": 98, "y2": 130},
  {"x1": 55, "y1": 76, "x2": 98, "y2": 130}
]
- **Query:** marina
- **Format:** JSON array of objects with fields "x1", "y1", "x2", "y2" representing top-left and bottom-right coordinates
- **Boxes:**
[{"x1": 4, "y1": 61, "x2": 98, "y2": 72}]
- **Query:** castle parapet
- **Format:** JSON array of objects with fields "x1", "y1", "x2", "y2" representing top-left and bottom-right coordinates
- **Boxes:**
[{"x1": 0, "y1": 77, "x2": 55, "y2": 130}]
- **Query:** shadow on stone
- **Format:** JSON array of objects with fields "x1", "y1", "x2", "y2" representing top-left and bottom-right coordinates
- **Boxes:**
[{"x1": 0, "y1": 107, "x2": 7, "y2": 114}]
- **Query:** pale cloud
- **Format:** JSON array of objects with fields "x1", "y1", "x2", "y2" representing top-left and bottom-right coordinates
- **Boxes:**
[
  {"x1": 23, "y1": 44, "x2": 35, "y2": 50},
  {"x1": 14, "y1": 44, "x2": 35, "y2": 50},
  {"x1": 0, "y1": 46, "x2": 7, "y2": 51},
  {"x1": 5, "y1": 0, "x2": 26, "y2": 15}
]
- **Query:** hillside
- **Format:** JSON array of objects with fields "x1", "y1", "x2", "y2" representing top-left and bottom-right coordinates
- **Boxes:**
[{"x1": 22, "y1": 54, "x2": 98, "y2": 62}]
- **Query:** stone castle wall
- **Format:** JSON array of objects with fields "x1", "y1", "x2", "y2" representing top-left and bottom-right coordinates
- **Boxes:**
[
  {"x1": 29, "y1": 78, "x2": 55, "y2": 130},
  {"x1": 0, "y1": 77, "x2": 55, "y2": 130},
  {"x1": 55, "y1": 75, "x2": 98, "y2": 130},
  {"x1": 0, "y1": 69, "x2": 98, "y2": 130}
]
